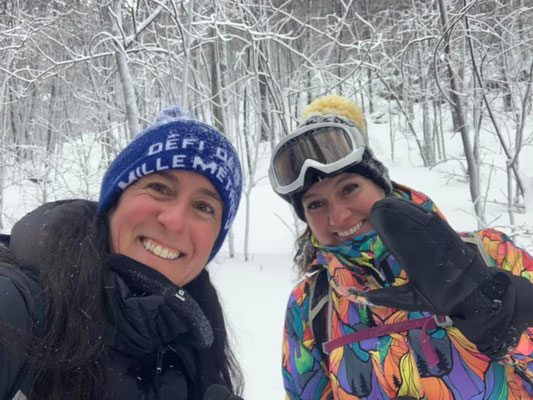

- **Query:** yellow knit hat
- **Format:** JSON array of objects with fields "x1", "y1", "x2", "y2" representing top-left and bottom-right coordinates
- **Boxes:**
[{"x1": 302, "y1": 94, "x2": 366, "y2": 135}]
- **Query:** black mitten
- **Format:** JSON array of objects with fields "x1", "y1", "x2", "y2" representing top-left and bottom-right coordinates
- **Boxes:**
[
  {"x1": 452, "y1": 270, "x2": 533, "y2": 358},
  {"x1": 365, "y1": 197, "x2": 506, "y2": 315},
  {"x1": 365, "y1": 198, "x2": 533, "y2": 358},
  {"x1": 203, "y1": 384, "x2": 243, "y2": 400}
]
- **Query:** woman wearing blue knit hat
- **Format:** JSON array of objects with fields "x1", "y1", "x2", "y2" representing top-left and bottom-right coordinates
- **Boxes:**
[{"x1": 0, "y1": 107, "x2": 244, "y2": 400}]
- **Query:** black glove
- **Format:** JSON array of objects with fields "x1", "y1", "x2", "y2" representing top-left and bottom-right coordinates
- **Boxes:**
[
  {"x1": 366, "y1": 198, "x2": 533, "y2": 358},
  {"x1": 203, "y1": 384, "x2": 243, "y2": 400},
  {"x1": 365, "y1": 197, "x2": 507, "y2": 315},
  {"x1": 449, "y1": 269, "x2": 533, "y2": 358}
]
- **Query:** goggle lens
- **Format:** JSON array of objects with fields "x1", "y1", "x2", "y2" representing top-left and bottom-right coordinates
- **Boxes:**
[{"x1": 273, "y1": 127, "x2": 354, "y2": 186}]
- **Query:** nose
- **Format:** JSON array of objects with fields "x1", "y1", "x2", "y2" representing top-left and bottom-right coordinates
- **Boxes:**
[
  {"x1": 328, "y1": 201, "x2": 350, "y2": 226},
  {"x1": 156, "y1": 199, "x2": 188, "y2": 233}
]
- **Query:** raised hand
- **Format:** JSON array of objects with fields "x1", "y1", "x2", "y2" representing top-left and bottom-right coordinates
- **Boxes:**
[{"x1": 365, "y1": 197, "x2": 508, "y2": 316}]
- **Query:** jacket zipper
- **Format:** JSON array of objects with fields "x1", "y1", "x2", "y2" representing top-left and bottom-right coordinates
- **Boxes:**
[{"x1": 156, "y1": 346, "x2": 167, "y2": 374}]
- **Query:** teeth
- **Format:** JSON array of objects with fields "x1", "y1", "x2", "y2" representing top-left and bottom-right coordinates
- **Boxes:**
[
  {"x1": 337, "y1": 221, "x2": 364, "y2": 238},
  {"x1": 141, "y1": 238, "x2": 180, "y2": 260}
]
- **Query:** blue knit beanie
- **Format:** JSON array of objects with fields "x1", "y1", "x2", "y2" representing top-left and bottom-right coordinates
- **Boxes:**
[{"x1": 97, "y1": 106, "x2": 242, "y2": 262}]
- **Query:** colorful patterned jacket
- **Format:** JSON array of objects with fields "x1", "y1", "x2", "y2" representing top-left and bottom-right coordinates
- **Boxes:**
[{"x1": 282, "y1": 187, "x2": 533, "y2": 399}]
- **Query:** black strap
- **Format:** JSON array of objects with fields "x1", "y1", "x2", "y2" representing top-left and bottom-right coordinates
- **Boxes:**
[{"x1": 308, "y1": 271, "x2": 329, "y2": 362}]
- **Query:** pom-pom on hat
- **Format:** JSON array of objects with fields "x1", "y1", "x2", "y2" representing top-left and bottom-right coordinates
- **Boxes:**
[
  {"x1": 98, "y1": 106, "x2": 242, "y2": 262},
  {"x1": 286, "y1": 94, "x2": 393, "y2": 221},
  {"x1": 301, "y1": 94, "x2": 367, "y2": 137}
]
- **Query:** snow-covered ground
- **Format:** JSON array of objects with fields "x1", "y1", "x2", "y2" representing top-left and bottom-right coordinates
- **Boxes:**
[{"x1": 3, "y1": 113, "x2": 533, "y2": 399}]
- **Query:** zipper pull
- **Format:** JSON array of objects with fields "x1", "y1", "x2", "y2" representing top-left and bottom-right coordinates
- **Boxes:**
[{"x1": 156, "y1": 346, "x2": 167, "y2": 374}]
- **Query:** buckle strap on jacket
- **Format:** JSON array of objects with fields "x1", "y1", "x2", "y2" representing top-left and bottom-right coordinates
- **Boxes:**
[{"x1": 322, "y1": 315, "x2": 452, "y2": 367}]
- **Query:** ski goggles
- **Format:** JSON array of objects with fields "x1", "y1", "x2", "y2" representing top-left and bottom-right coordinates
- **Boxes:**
[{"x1": 269, "y1": 122, "x2": 367, "y2": 196}]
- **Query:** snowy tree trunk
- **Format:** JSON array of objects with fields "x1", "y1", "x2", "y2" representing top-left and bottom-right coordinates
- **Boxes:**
[
  {"x1": 110, "y1": 0, "x2": 140, "y2": 138},
  {"x1": 181, "y1": 0, "x2": 195, "y2": 106},
  {"x1": 437, "y1": 0, "x2": 483, "y2": 223},
  {"x1": 114, "y1": 49, "x2": 140, "y2": 137}
]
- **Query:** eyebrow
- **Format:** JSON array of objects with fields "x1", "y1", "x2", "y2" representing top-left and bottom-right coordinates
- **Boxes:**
[
  {"x1": 335, "y1": 175, "x2": 357, "y2": 186},
  {"x1": 198, "y1": 187, "x2": 223, "y2": 204},
  {"x1": 302, "y1": 191, "x2": 317, "y2": 202},
  {"x1": 156, "y1": 171, "x2": 222, "y2": 204},
  {"x1": 301, "y1": 174, "x2": 357, "y2": 201}
]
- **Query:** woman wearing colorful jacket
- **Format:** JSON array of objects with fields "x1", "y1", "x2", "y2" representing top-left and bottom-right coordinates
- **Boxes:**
[{"x1": 269, "y1": 95, "x2": 533, "y2": 399}]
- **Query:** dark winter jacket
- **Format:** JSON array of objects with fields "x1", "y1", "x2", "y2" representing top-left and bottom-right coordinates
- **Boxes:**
[{"x1": 0, "y1": 201, "x2": 222, "y2": 400}]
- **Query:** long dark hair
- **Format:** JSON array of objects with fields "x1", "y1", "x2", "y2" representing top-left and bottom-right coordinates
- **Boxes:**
[
  {"x1": 4, "y1": 200, "x2": 242, "y2": 399},
  {"x1": 294, "y1": 226, "x2": 317, "y2": 276},
  {"x1": 186, "y1": 271, "x2": 243, "y2": 396}
]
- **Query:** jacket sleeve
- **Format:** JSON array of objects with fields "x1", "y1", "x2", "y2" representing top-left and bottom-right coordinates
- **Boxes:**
[
  {"x1": 0, "y1": 267, "x2": 36, "y2": 399},
  {"x1": 282, "y1": 280, "x2": 332, "y2": 400},
  {"x1": 478, "y1": 229, "x2": 533, "y2": 371}
]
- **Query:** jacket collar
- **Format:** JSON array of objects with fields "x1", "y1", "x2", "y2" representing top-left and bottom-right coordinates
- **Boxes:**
[{"x1": 105, "y1": 254, "x2": 213, "y2": 357}]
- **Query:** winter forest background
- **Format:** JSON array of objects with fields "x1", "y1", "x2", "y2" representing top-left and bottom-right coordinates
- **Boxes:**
[
  {"x1": 1, "y1": 1, "x2": 533, "y2": 398},
  {"x1": 1, "y1": 0, "x2": 533, "y2": 239}
]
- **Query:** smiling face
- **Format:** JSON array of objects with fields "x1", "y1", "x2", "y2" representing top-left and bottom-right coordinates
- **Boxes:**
[
  {"x1": 108, "y1": 170, "x2": 223, "y2": 286},
  {"x1": 302, "y1": 172, "x2": 385, "y2": 246}
]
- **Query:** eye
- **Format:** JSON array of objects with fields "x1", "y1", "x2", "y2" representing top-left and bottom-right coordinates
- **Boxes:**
[
  {"x1": 305, "y1": 199, "x2": 323, "y2": 211},
  {"x1": 146, "y1": 181, "x2": 173, "y2": 196},
  {"x1": 193, "y1": 200, "x2": 220, "y2": 218},
  {"x1": 341, "y1": 182, "x2": 359, "y2": 195}
]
